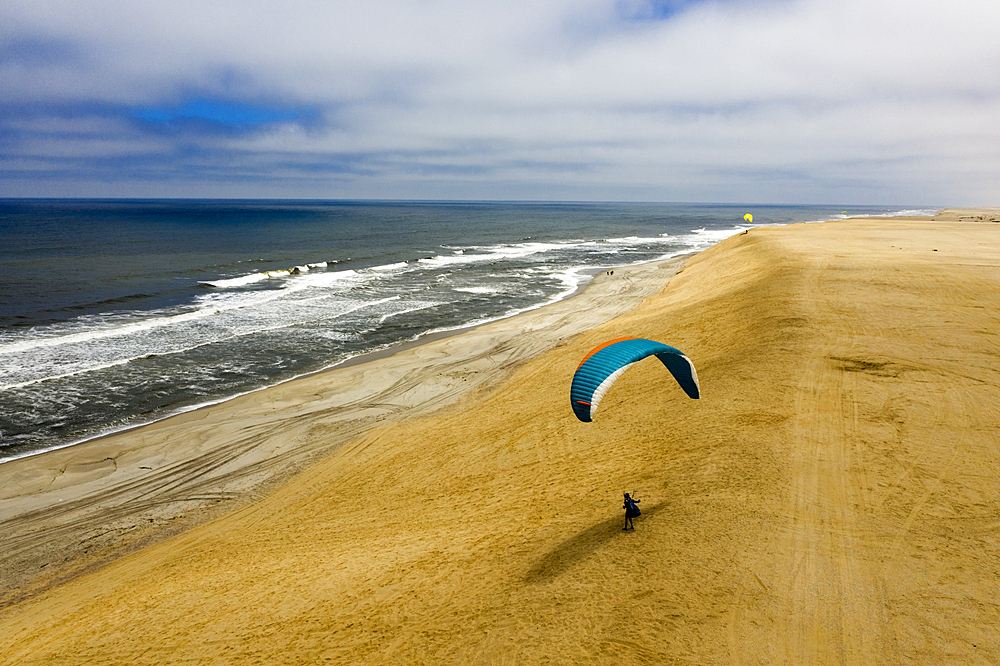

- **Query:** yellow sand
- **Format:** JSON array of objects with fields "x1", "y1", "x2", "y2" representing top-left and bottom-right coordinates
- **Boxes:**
[
  {"x1": 2, "y1": 210, "x2": 1000, "y2": 664},
  {"x1": 0, "y1": 255, "x2": 686, "y2": 606}
]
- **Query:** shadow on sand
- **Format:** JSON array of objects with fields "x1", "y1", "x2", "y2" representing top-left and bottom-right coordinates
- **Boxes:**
[{"x1": 524, "y1": 502, "x2": 665, "y2": 583}]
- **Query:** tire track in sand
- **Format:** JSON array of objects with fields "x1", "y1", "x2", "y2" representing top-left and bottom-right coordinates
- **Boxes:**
[{"x1": 750, "y1": 249, "x2": 893, "y2": 665}]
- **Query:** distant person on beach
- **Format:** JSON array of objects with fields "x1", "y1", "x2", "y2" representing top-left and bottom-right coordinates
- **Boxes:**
[{"x1": 622, "y1": 492, "x2": 640, "y2": 530}]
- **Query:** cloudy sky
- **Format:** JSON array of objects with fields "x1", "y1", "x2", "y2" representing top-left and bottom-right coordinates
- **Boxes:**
[{"x1": 2, "y1": 0, "x2": 999, "y2": 203}]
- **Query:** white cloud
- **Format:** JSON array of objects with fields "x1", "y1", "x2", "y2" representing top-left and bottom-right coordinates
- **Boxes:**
[{"x1": 2, "y1": 0, "x2": 999, "y2": 202}]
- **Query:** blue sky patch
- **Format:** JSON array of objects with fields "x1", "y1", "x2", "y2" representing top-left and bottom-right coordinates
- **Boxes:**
[
  {"x1": 134, "y1": 99, "x2": 302, "y2": 126},
  {"x1": 620, "y1": 0, "x2": 714, "y2": 21}
]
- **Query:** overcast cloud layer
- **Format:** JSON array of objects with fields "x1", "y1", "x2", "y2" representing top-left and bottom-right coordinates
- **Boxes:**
[{"x1": 2, "y1": 0, "x2": 999, "y2": 202}]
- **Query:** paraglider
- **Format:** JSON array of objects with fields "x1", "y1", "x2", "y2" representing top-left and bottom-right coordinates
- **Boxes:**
[
  {"x1": 743, "y1": 213, "x2": 753, "y2": 223},
  {"x1": 622, "y1": 492, "x2": 641, "y2": 530},
  {"x1": 570, "y1": 338, "x2": 699, "y2": 422}
]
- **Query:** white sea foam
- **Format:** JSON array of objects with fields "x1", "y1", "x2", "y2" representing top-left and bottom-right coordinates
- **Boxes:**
[
  {"x1": 0, "y1": 356, "x2": 139, "y2": 392},
  {"x1": 601, "y1": 235, "x2": 676, "y2": 245},
  {"x1": 420, "y1": 235, "x2": 702, "y2": 272},
  {"x1": 0, "y1": 231, "x2": 709, "y2": 374},
  {"x1": 368, "y1": 261, "x2": 409, "y2": 271},
  {"x1": 417, "y1": 266, "x2": 591, "y2": 339},
  {"x1": 0, "y1": 269, "x2": 366, "y2": 380},
  {"x1": 454, "y1": 286, "x2": 500, "y2": 294},
  {"x1": 418, "y1": 241, "x2": 568, "y2": 268},
  {"x1": 0, "y1": 292, "x2": 406, "y2": 390},
  {"x1": 796, "y1": 208, "x2": 941, "y2": 224},
  {"x1": 377, "y1": 301, "x2": 442, "y2": 323},
  {"x1": 200, "y1": 261, "x2": 345, "y2": 289},
  {"x1": 872, "y1": 208, "x2": 940, "y2": 218},
  {"x1": 289, "y1": 269, "x2": 360, "y2": 290},
  {"x1": 0, "y1": 306, "x2": 223, "y2": 357},
  {"x1": 201, "y1": 271, "x2": 284, "y2": 288}
]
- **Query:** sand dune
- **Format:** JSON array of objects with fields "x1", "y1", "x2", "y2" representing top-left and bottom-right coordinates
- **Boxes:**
[
  {"x1": 0, "y1": 256, "x2": 687, "y2": 607},
  {"x1": 2, "y1": 211, "x2": 999, "y2": 664}
]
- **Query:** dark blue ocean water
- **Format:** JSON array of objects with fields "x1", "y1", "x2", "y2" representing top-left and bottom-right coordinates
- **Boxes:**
[{"x1": 0, "y1": 200, "x2": 933, "y2": 462}]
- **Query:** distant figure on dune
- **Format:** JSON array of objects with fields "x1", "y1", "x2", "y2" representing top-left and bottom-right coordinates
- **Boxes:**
[{"x1": 622, "y1": 492, "x2": 641, "y2": 530}]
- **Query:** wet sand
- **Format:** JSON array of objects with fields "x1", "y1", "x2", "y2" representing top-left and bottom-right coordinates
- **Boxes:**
[{"x1": 2, "y1": 209, "x2": 1000, "y2": 664}]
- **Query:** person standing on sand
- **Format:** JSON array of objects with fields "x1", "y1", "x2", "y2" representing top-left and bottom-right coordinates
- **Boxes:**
[{"x1": 622, "y1": 492, "x2": 640, "y2": 530}]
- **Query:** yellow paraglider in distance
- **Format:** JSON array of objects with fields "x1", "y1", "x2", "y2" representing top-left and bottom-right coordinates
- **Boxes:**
[{"x1": 743, "y1": 213, "x2": 753, "y2": 223}]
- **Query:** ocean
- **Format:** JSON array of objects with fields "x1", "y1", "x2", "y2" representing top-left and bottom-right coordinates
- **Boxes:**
[{"x1": 0, "y1": 200, "x2": 934, "y2": 463}]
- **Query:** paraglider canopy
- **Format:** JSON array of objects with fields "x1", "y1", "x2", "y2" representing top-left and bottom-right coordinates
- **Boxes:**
[
  {"x1": 570, "y1": 337, "x2": 699, "y2": 422},
  {"x1": 743, "y1": 213, "x2": 753, "y2": 223}
]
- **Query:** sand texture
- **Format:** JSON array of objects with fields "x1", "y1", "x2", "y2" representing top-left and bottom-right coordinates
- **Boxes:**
[
  {"x1": 2, "y1": 210, "x2": 1000, "y2": 664},
  {"x1": 0, "y1": 257, "x2": 687, "y2": 607}
]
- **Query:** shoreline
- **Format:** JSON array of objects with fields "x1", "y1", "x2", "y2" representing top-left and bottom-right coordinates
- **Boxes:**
[
  {"x1": 1, "y1": 206, "x2": 936, "y2": 467},
  {"x1": 0, "y1": 255, "x2": 681, "y2": 468},
  {"x1": 0, "y1": 250, "x2": 694, "y2": 608},
  {"x1": 1, "y1": 205, "x2": 934, "y2": 468}
]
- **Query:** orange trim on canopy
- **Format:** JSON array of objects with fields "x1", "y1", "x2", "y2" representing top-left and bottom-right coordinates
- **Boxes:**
[{"x1": 575, "y1": 337, "x2": 638, "y2": 369}]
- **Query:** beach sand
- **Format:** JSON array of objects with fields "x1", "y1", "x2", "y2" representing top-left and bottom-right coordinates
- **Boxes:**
[
  {"x1": 0, "y1": 256, "x2": 689, "y2": 607},
  {"x1": 2, "y1": 209, "x2": 999, "y2": 664}
]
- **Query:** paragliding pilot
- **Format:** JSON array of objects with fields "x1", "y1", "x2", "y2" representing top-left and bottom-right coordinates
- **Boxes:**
[{"x1": 622, "y1": 492, "x2": 641, "y2": 530}]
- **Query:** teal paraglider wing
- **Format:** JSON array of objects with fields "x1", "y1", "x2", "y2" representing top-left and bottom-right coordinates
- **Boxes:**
[{"x1": 570, "y1": 337, "x2": 699, "y2": 422}]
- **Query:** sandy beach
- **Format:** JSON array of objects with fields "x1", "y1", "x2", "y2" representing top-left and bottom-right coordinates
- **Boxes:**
[
  {"x1": 2, "y1": 209, "x2": 1000, "y2": 664},
  {"x1": 0, "y1": 256, "x2": 690, "y2": 607}
]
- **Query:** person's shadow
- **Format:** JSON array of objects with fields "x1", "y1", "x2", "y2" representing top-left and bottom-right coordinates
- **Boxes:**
[{"x1": 524, "y1": 502, "x2": 664, "y2": 583}]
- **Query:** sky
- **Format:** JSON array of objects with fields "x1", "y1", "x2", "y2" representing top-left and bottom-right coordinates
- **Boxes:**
[{"x1": 2, "y1": 0, "x2": 999, "y2": 203}]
